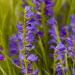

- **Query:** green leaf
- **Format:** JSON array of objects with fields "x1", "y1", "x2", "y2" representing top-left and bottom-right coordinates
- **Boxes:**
[{"x1": 53, "y1": 0, "x2": 63, "y2": 14}]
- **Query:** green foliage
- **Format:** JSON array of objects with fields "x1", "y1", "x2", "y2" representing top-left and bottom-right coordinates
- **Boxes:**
[{"x1": 0, "y1": 0, "x2": 22, "y2": 75}]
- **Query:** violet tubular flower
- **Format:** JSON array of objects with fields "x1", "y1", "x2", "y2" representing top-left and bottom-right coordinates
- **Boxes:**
[
  {"x1": 27, "y1": 54, "x2": 38, "y2": 62},
  {"x1": 60, "y1": 25, "x2": 66, "y2": 41},
  {"x1": 70, "y1": 14, "x2": 75, "y2": 34},
  {"x1": 47, "y1": 17, "x2": 57, "y2": 26},
  {"x1": 12, "y1": 58, "x2": 20, "y2": 66},
  {"x1": 32, "y1": 68, "x2": 38, "y2": 75},
  {"x1": 0, "y1": 54, "x2": 4, "y2": 60},
  {"x1": 56, "y1": 63, "x2": 63, "y2": 75}
]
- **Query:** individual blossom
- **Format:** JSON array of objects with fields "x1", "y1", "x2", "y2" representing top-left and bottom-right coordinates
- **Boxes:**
[
  {"x1": 70, "y1": 14, "x2": 75, "y2": 34},
  {"x1": 47, "y1": 17, "x2": 57, "y2": 26},
  {"x1": 27, "y1": 54, "x2": 38, "y2": 62},
  {"x1": 0, "y1": 54, "x2": 4, "y2": 60},
  {"x1": 59, "y1": 25, "x2": 66, "y2": 41},
  {"x1": 12, "y1": 58, "x2": 20, "y2": 66},
  {"x1": 32, "y1": 68, "x2": 38, "y2": 75},
  {"x1": 56, "y1": 63, "x2": 63, "y2": 75}
]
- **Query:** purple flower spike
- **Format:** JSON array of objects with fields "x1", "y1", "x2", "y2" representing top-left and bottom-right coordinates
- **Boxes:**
[
  {"x1": 27, "y1": 54, "x2": 38, "y2": 62},
  {"x1": 56, "y1": 63, "x2": 62, "y2": 75}
]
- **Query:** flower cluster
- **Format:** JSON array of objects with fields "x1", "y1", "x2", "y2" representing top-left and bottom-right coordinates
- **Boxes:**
[{"x1": 8, "y1": 0, "x2": 75, "y2": 75}]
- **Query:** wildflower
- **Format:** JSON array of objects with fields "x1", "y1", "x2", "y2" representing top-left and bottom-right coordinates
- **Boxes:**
[
  {"x1": 12, "y1": 58, "x2": 20, "y2": 66},
  {"x1": 47, "y1": 17, "x2": 57, "y2": 26},
  {"x1": 0, "y1": 54, "x2": 4, "y2": 60},
  {"x1": 32, "y1": 68, "x2": 38, "y2": 75},
  {"x1": 56, "y1": 63, "x2": 63, "y2": 75},
  {"x1": 27, "y1": 54, "x2": 38, "y2": 62}
]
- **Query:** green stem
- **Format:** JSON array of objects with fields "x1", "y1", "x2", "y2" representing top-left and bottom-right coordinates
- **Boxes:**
[
  {"x1": 0, "y1": 66, "x2": 7, "y2": 75},
  {"x1": 23, "y1": 8, "x2": 28, "y2": 75},
  {"x1": 38, "y1": 37, "x2": 49, "y2": 74}
]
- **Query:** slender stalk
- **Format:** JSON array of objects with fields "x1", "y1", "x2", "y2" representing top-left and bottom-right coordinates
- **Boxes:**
[
  {"x1": 38, "y1": 37, "x2": 49, "y2": 74},
  {"x1": 23, "y1": 8, "x2": 28, "y2": 75},
  {"x1": 0, "y1": 66, "x2": 7, "y2": 75}
]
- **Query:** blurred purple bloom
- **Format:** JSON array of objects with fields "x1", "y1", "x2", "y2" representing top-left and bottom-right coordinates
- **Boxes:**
[
  {"x1": 47, "y1": 17, "x2": 57, "y2": 25},
  {"x1": 25, "y1": 6, "x2": 31, "y2": 12},
  {"x1": 56, "y1": 63, "x2": 62, "y2": 75},
  {"x1": 26, "y1": 44, "x2": 35, "y2": 50},
  {"x1": 12, "y1": 58, "x2": 20, "y2": 66},
  {"x1": 64, "y1": 67, "x2": 68, "y2": 72},
  {"x1": 55, "y1": 42, "x2": 66, "y2": 51},
  {"x1": 32, "y1": 68, "x2": 38, "y2": 75},
  {"x1": 19, "y1": 54, "x2": 25, "y2": 60},
  {"x1": 0, "y1": 54, "x2": 4, "y2": 60},
  {"x1": 27, "y1": 54, "x2": 38, "y2": 62},
  {"x1": 16, "y1": 23, "x2": 22, "y2": 31}
]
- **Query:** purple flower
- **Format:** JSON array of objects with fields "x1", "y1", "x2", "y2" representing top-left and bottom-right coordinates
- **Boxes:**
[
  {"x1": 49, "y1": 45, "x2": 55, "y2": 49},
  {"x1": 27, "y1": 54, "x2": 38, "y2": 62},
  {"x1": 9, "y1": 41, "x2": 19, "y2": 56},
  {"x1": 32, "y1": 68, "x2": 38, "y2": 75},
  {"x1": 66, "y1": 37, "x2": 73, "y2": 46},
  {"x1": 20, "y1": 67, "x2": 26, "y2": 74},
  {"x1": 70, "y1": 14, "x2": 75, "y2": 33},
  {"x1": 12, "y1": 58, "x2": 20, "y2": 66},
  {"x1": 47, "y1": 17, "x2": 57, "y2": 26},
  {"x1": 48, "y1": 39, "x2": 56, "y2": 44},
  {"x1": 55, "y1": 42, "x2": 66, "y2": 51},
  {"x1": 26, "y1": 44, "x2": 35, "y2": 50},
  {"x1": 56, "y1": 55, "x2": 64, "y2": 60},
  {"x1": 19, "y1": 54, "x2": 25, "y2": 60},
  {"x1": 26, "y1": 34, "x2": 35, "y2": 43},
  {"x1": 16, "y1": 23, "x2": 22, "y2": 31},
  {"x1": 36, "y1": 31, "x2": 44, "y2": 37},
  {"x1": 27, "y1": 63, "x2": 32, "y2": 73},
  {"x1": 48, "y1": 28, "x2": 55, "y2": 34},
  {"x1": 56, "y1": 63, "x2": 62, "y2": 75},
  {"x1": 45, "y1": 0, "x2": 54, "y2": 7},
  {"x1": 26, "y1": 11, "x2": 34, "y2": 18},
  {"x1": 64, "y1": 67, "x2": 68, "y2": 72},
  {"x1": 60, "y1": 25, "x2": 66, "y2": 38},
  {"x1": 25, "y1": 6, "x2": 31, "y2": 12},
  {"x1": 0, "y1": 54, "x2": 4, "y2": 60},
  {"x1": 70, "y1": 14, "x2": 75, "y2": 23}
]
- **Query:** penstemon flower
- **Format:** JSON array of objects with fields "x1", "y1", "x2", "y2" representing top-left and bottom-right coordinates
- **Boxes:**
[{"x1": 7, "y1": 0, "x2": 75, "y2": 75}]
